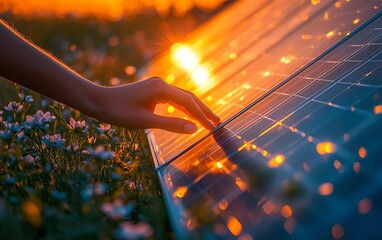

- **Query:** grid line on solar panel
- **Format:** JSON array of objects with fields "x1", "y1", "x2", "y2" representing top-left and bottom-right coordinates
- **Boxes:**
[
  {"x1": 147, "y1": 1, "x2": 382, "y2": 166},
  {"x1": 157, "y1": 13, "x2": 382, "y2": 239}
]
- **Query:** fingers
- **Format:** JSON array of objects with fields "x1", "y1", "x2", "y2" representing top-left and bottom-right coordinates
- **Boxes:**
[
  {"x1": 159, "y1": 84, "x2": 218, "y2": 130},
  {"x1": 175, "y1": 87, "x2": 220, "y2": 124},
  {"x1": 141, "y1": 111, "x2": 198, "y2": 134}
]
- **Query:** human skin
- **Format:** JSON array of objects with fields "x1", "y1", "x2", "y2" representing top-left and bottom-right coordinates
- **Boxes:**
[{"x1": 0, "y1": 20, "x2": 220, "y2": 134}]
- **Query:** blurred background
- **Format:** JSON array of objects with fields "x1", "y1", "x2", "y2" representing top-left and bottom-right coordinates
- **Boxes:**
[
  {"x1": 0, "y1": 0, "x2": 234, "y2": 86},
  {"x1": 0, "y1": 1, "x2": 234, "y2": 239}
]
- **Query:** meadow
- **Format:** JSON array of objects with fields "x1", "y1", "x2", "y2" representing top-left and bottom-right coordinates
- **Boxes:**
[{"x1": 0, "y1": 9, "x2": 222, "y2": 239}]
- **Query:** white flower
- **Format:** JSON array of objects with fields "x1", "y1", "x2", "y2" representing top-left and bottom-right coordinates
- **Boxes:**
[
  {"x1": 67, "y1": 117, "x2": 88, "y2": 132},
  {"x1": 42, "y1": 134, "x2": 65, "y2": 147}
]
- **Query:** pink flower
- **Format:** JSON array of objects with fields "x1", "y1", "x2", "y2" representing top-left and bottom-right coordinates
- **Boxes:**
[
  {"x1": 67, "y1": 117, "x2": 88, "y2": 132},
  {"x1": 115, "y1": 221, "x2": 153, "y2": 240}
]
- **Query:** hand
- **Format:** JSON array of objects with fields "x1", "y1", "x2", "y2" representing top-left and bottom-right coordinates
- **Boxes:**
[{"x1": 91, "y1": 77, "x2": 220, "y2": 134}]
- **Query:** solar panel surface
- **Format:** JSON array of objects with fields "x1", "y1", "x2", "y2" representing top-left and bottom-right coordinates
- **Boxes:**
[{"x1": 144, "y1": 0, "x2": 382, "y2": 239}]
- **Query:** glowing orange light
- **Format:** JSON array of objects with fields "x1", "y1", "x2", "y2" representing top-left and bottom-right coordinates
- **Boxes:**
[
  {"x1": 206, "y1": 96, "x2": 213, "y2": 102},
  {"x1": 318, "y1": 183, "x2": 333, "y2": 195},
  {"x1": 261, "y1": 150, "x2": 268, "y2": 156},
  {"x1": 218, "y1": 199, "x2": 228, "y2": 210},
  {"x1": 316, "y1": 141, "x2": 336, "y2": 154},
  {"x1": 227, "y1": 216, "x2": 242, "y2": 236},
  {"x1": 353, "y1": 18, "x2": 360, "y2": 24},
  {"x1": 374, "y1": 105, "x2": 382, "y2": 114},
  {"x1": 22, "y1": 200, "x2": 42, "y2": 227},
  {"x1": 173, "y1": 186, "x2": 187, "y2": 198},
  {"x1": 333, "y1": 160, "x2": 342, "y2": 169},
  {"x1": 353, "y1": 162, "x2": 361, "y2": 173},
  {"x1": 171, "y1": 43, "x2": 199, "y2": 71},
  {"x1": 358, "y1": 198, "x2": 372, "y2": 214},
  {"x1": 311, "y1": 0, "x2": 320, "y2": 5},
  {"x1": 335, "y1": 1, "x2": 342, "y2": 8},
  {"x1": 326, "y1": 30, "x2": 336, "y2": 38},
  {"x1": 263, "y1": 71, "x2": 271, "y2": 77},
  {"x1": 302, "y1": 35, "x2": 314, "y2": 40},
  {"x1": 165, "y1": 74, "x2": 175, "y2": 84},
  {"x1": 358, "y1": 147, "x2": 367, "y2": 158},
  {"x1": 167, "y1": 105, "x2": 175, "y2": 114},
  {"x1": 229, "y1": 53, "x2": 238, "y2": 60},
  {"x1": 191, "y1": 66, "x2": 210, "y2": 85},
  {"x1": 216, "y1": 161, "x2": 223, "y2": 169},
  {"x1": 262, "y1": 200, "x2": 276, "y2": 215},
  {"x1": 332, "y1": 224, "x2": 345, "y2": 239},
  {"x1": 280, "y1": 55, "x2": 293, "y2": 64},
  {"x1": 235, "y1": 177, "x2": 247, "y2": 191},
  {"x1": 281, "y1": 205, "x2": 293, "y2": 218},
  {"x1": 324, "y1": 11, "x2": 330, "y2": 21},
  {"x1": 268, "y1": 155, "x2": 285, "y2": 168}
]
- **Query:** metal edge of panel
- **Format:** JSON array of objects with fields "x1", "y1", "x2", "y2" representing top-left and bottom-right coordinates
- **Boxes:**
[{"x1": 156, "y1": 170, "x2": 191, "y2": 240}]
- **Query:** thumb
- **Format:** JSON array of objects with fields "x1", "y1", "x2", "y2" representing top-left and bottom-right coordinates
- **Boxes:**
[{"x1": 144, "y1": 113, "x2": 198, "y2": 134}]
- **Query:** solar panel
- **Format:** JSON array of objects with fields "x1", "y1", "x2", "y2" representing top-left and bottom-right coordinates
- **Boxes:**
[{"x1": 144, "y1": 0, "x2": 382, "y2": 238}]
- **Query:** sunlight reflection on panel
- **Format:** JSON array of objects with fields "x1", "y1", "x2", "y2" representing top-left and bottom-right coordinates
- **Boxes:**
[
  {"x1": 153, "y1": 10, "x2": 382, "y2": 239},
  {"x1": 146, "y1": 0, "x2": 382, "y2": 165}
]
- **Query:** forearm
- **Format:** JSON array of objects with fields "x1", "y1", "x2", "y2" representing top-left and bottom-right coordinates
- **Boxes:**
[{"x1": 0, "y1": 20, "x2": 100, "y2": 117}]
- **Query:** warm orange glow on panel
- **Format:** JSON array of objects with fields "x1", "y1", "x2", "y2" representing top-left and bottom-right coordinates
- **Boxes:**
[
  {"x1": 229, "y1": 53, "x2": 238, "y2": 60},
  {"x1": 353, "y1": 18, "x2": 360, "y2": 24},
  {"x1": 358, "y1": 198, "x2": 372, "y2": 214},
  {"x1": 268, "y1": 154, "x2": 285, "y2": 168},
  {"x1": 216, "y1": 161, "x2": 223, "y2": 169},
  {"x1": 316, "y1": 141, "x2": 336, "y2": 154},
  {"x1": 281, "y1": 205, "x2": 293, "y2": 218},
  {"x1": 235, "y1": 177, "x2": 248, "y2": 191},
  {"x1": 358, "y1": 147, "x2": 367, "y2": 158},
  {"x1": 332, "y1": 224, "x2": 345, "y2": 239},
  {"x1": 227, "y1": 216, "x2": 242, "y2": 236},
  {"x1": 326, "y1": 30, "x2": 336, "y2": 38},
  {"x1": 173, "y1": 186, "x2": 188, "y2": 198},
  {"x1": 311, "y1": 0, "x2": 320, "y2": 5},
  {"x1": 167, "y1": 105, "x2": 175, "y2": 114},
  {"x1": 373, "y1": 105, "x2": 382, "y2": 114},
  {"x1": 335, "y1": 1, "x2": 342, "y2": 8},
  {"x1": 191, "y1": 66, "x2": 210, "y2": 85},
  {"x1": 318, "y1": 183, "x2": 333, "y2": 195},
  {"x1": 171, "y1": 43, "x2": 200, "y2": 71},
  {"x1": 218, "y1": 199, "x2": 229, "y2": 210},
  {"x1": 206, "y1": 96, "x2": 213, "y2": 102},
  {"x1": 280, "y1": 55, "x2": 293, "y2": 64}
]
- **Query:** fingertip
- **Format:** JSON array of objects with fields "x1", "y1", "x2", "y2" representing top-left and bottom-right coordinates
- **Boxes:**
[{"x1": 183, "y1": 123, "x2": 198, "y2": 134}]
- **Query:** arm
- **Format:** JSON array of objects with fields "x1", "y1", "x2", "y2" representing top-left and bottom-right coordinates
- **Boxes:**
[{"x1": 0, "y1": 20, "x2": 219, "y2": 134}]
